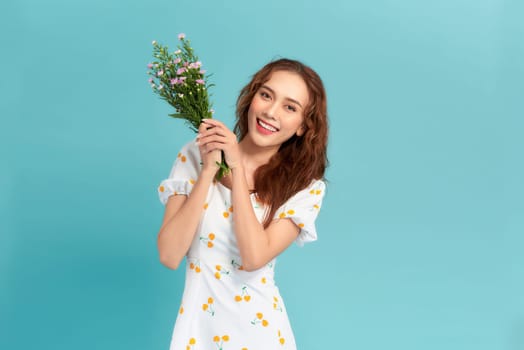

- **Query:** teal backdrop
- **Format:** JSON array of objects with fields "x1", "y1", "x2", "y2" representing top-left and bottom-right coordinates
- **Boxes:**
[{"x1": 1, "y1": 0, "x2": 523, "y2": 349}]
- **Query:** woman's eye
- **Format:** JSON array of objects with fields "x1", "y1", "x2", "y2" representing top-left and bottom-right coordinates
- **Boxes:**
[
  {"x1": 260, "y1": 91, "x2": 270, "y2": 99},
  {"x1": 286, "y1": 105, "x2": 297, "y2": 112}
]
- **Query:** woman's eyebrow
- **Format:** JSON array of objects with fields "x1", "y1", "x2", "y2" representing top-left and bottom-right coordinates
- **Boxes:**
[{"x1": 261, "y1": 85, "x2": 303, "y2": 108}]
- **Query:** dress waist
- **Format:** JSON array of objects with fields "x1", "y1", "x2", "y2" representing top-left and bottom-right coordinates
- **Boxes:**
[{"x1": 185, "y1": 254, "x2": 276, "y2": 281}]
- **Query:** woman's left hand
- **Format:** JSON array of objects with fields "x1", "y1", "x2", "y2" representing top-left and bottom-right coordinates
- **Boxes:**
[{"x1": 197, "y1": 118, "x2": 242, "y2": 169}]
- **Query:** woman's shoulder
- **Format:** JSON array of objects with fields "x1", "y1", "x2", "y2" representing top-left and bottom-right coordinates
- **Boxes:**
[
  {"x1": 176, "y1": 138, "x2": 201, "y2": 163},
  {"x1": 300, "y1": 178, "x2": 326, "y2": 195},
  {"x1": 281, "y1": 178, "x2": 326, "y2": 206}
]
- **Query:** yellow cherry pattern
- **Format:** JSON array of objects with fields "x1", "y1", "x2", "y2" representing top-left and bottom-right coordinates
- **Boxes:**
[
  {"x1": 214, "y1": 264, "x2": 230, "y2": 280},
  {"x1": 231, "y1": 259, "x2": 244, "y2": 271},
  {"x1": 189, "y1": 260, "x2": 201, "y2": 274},
  {"x1": 234, "y1": 285, "x2": 251, "y2": 302},
  {"x1": 251, "y1": 312, "x2": 269, "y2": 327},
  {"x1": 185, "y1": 337, "x2": 196, "y2": 350},
  {"x1": 223, "y1": 205, "x2": 233, "y2": 219},
  {"x1": 212, "y1": 334, "x2": 230, "y2": 350},
  {"x1": 277, "y1": 330, "x2": 285, "y2": 345},
  {"x1": 178, "y1": 152, "x2": 187, "y2": 163},
  {"x1": 158, "y1": 185, "x2": 178, "y2": 197},
  {"x1": 278, "y1": 209, "x2": 296, "y2": 219},
  {"x1": 200, "y1": 232, "x2": 216, "y2": 248},
  {"x1": 309, "y1": 188, "x2": 322, "y2": 195},
  {"x1": 202, "y1": 297, "x2": 215, "y2": 316},
  {"x1": 272, "y1": 296, "x2": 283, "y2": 312}
]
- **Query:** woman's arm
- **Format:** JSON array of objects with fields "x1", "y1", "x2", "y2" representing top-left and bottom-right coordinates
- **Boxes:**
[
  {"x1": 230, "y1": 165, "x2": 300, "y2": 271},
  {"x1": 157, "y1": 125, "x2": 221, "y2": 270},
  {"x1": 157, "y1": 167, "x2": 216, "y2": 269}
]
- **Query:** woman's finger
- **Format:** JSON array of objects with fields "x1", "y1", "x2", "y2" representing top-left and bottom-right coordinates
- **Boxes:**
[
  {"x1": 200, "y1": 126, "x2": 232, "y2": 140},
  {"x1": 203, "y1": 142, "x2": 225, "y2": 153},
  {"x1": 199, "y1": 134, "x2": 227, "y2": 146},
  {"x1": 201, "y1": 118, "x2": 223, "y2": 127},
  {"x1": 198, "y1": 122, "x2": 208, "y2": 134},
  {"x1": 202, "y1": 119, "x2": 232, "y2": 135}
]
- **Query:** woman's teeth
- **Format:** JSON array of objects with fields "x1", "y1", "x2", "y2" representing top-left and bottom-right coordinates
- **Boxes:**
[{"x1": 257, "y1": 119, "x2": 278, "y2": 132}]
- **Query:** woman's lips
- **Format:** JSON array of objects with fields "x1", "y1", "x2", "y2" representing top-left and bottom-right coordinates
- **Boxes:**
[{"x1": 256, "y1": 118, "x2": 279, "y2": 134}]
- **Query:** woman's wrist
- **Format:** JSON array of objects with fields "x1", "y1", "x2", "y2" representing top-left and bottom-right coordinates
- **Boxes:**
[
  {"x1": 200, "y1": 166, "x2": 218, "y2": 181},
  {"x1": 230, "y1": 164, "x2": 244, "y2": 174}
]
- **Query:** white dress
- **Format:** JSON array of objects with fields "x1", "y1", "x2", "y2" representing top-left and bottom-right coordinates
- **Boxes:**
[{"x1": 158, "y1": 139, "x2": 325, "y2": 350}]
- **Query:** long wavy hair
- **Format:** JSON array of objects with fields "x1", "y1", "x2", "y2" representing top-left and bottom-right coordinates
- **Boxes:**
[{"x1": 234, "y1": 58, "x2": 329, "y2": 228}]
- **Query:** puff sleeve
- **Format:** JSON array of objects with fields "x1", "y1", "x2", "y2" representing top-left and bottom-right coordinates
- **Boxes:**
[
  {"x1": 273, "y1": 179, "x2": 326, "y2": 247},
  {"x1": 157, "y1": 140, "x2": 201, "y2": 205}
]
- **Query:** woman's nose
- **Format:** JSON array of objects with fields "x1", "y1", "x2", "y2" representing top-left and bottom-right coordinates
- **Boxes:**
[{"x1": 264, "y1": 102, "x2": 278, "y2": 120}]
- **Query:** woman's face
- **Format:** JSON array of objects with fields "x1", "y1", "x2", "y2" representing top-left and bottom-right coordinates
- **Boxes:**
[{"x1": 246, "y1": 70, "x2": 309, "y2": 149}]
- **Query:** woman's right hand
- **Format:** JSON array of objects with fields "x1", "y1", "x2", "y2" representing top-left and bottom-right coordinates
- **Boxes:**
[{"x1": 196, "y1": 122, "x2": 221, "y2": 174}]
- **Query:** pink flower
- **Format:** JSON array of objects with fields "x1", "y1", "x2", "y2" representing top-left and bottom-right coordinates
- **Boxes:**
[
  {"x1": 178, "y1": 33, "x2": 186, "y2": 40},
  {"x1": 170, "y1": 78, "x2": 177, "y2": 85},
  {"x1": 199, "y1": 69, "x2": 206, "y2": 74},
  {"x1": 188, "y1": 62, "x2": 198, "y2": 69},
  {"x1": 173, "y1": 58, "x2": 181, "y2": 64},
  {"x1": 176, "y1": 67, "x2": 186, "y2": 75},
  {"x1": 148, "y1": 78, "x2": 153, "y2": 83},
  {"x1": 147, "y1": 63, "x2": 153, "y2": 69},
  {"x1": 195, "y1": 79, "x2": 205, "y2": 85},
  {"x1": 178, "y1": 76, "x2": 187, "y2": 82},
  {"x1": 157, "y1": 70, "x2": 164, "y2": 77}
]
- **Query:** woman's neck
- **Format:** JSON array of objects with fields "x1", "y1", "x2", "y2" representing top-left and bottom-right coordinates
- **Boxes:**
[{"x1": 238, "y1": 137, "x2": 279, "y2": 170}]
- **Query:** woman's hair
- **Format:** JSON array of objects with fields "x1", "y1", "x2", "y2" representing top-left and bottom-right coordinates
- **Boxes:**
[{"x1": 234, "y1": 58, "x2": 329, "y2": 228}]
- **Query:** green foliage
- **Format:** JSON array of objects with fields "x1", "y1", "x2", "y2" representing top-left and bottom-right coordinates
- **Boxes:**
[{"x1": 148, "y1": 36, "x2": 229, "y2": 179}]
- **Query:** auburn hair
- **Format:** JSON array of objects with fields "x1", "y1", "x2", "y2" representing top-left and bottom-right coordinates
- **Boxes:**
[{"x1": 234, "y1": 58, "x2": 329, "y2": 228}]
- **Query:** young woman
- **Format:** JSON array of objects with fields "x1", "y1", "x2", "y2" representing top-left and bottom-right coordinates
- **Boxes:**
[{"x1": 157, "y1": 58, "x2": 328, "y2": 350}]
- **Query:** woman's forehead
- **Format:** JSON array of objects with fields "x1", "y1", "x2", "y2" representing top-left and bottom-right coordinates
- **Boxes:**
[{"x1": 261, "y1": 70, "x2": 309, "y2": 106}]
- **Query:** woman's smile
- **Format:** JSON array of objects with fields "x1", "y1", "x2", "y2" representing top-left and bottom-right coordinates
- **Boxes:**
[{"x1": 256, "y1": 118, "x2": 279, "y2": 134}]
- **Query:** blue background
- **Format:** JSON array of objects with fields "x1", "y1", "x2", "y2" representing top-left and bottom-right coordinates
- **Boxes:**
[{"x1": 1, "y1": 0, "x2": 523, "y2": 349}]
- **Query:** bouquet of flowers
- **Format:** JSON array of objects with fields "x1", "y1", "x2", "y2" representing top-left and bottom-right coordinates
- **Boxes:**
[{"x1": 148, "y1": 33, "x2": 230, "y2": 179}]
